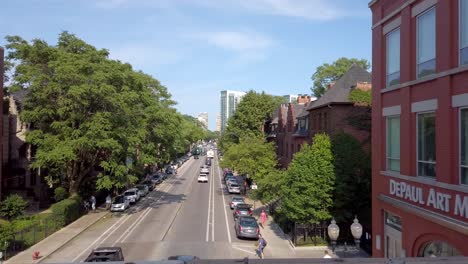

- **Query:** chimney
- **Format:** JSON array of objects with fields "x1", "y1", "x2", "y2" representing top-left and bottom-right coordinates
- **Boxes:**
[
  {"x1": 356, "y1": 81, "x2": 372, "y2": 91},
  {"x1": 297, "y1": 95, "x2": 311, "y2": 104},
  {"x1": 327, "y1": 82, "x2": 336, "y2": 90}
]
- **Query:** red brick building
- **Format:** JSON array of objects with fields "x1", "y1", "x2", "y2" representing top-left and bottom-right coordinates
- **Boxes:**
[
  {"x1": 370, "y1": 0, "x2": 468, "y2": 258},
  {"x1": 0, "y1": 47, "x2": 4, "y2": 199}
]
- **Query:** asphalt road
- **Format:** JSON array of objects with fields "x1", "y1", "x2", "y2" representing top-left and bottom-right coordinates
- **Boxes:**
[{"x1": 42, "y1": 153, "x2": 258, "y2": 263}]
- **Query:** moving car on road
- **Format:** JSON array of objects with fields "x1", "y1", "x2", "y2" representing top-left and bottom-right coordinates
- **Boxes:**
[
  {"x1": 235, "y1": 216, "x2": 260, "y2": 239},
  {"x1": 110, "y1": 196, "x2": 130, "y2": 212},
  {"x1": 198, "y1": 173, "x2": 208, "y2": 183},
  {"x1": 227, "y1": 183, "x2": 241, "y2": 194},
  {"x1": 230, "y1": 196, "x2": 245, "y2": 209},
  {"x1": 124, "y1": 188, "x2": 140, "y2": 204},
  {"x1": 233, "y1": 203, "x2": 253, "y2": 218},
  {"x1": 200, "y1": 166, "x2": 210, "y2": 174},
  {"x1": 84, "y1": 247, "x2": 124, "y2": 262}
]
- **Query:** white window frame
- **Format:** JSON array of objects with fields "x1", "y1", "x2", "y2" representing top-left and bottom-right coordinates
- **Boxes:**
[
  {"x1": 386, "y1": 27, "x2": 401, "y2": 87},
  {"x1": 386, "y1": 115, "x2": 401, "y2": 172},
  {"x1": 416, "y1": 6, "x2": 436, "y2": 79},
  {"x1": 460, "y1": 0, "x2": 468, "y2": 65},
  {"x1": 460, "y1": 107, "x2": 468, "y2": 185},
  {"x1": 416, "y1": 111, "x2": 436, "y2": 178}
]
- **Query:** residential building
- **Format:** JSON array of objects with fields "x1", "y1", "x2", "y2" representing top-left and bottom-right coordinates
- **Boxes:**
[
  {"x1": 215, "y1": 113, "x2": 221, "y2": 132},
  {"x1": 220, "y1": 90, "x2": 246, "y2": 132},
  {"x1": 306, "y1": 64, "x2": 372, "y2": 146},
  {"x1": 282, "y1": 94, "x2": 299, "y2": 103},
  {"x1": 197, "y1": 112, "x2": 208, "y2": 130},
  {"x1": 370, "y1": 0, "x2": 467, "y2": 258},
  {"x1": 0, "y1": 47, "x2": 4, "y2": 199}
]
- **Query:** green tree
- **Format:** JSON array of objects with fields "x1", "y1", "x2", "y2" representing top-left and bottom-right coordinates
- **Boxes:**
[
  {"x1": 311, "y1": 57, "x2": 370, "y2": 97},
  {"x1": 221, "y1": 91, "x2": 283, "y2": 148},
  {"x1": 332, "y1": 132, "x2": 371, "y2": 225},
  {"x1": 0, "y1": 194, "x2": 28, "y2": 220},
  {"x1": 5, "y1": 32, "x2": 196, "y2": 195},
  {"x1": 279, "y1": 134, "x2": 335, "y2": 224}
]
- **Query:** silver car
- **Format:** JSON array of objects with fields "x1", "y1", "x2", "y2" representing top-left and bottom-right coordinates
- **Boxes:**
[
  {"x1": 135, "y1": 184, "x2": 149, "y2": 197},
  {"x1": 230, "y1": 196, "x2": 245, "y2": 209},
  {"x1": 124, "y1": 188, "x2": 140, "y2": 204},
  {"x1": 111, "y1": 196, "x2": 130, "y2": 212},
  {"x1": 228, "y1": 183, "x2": 241, "y2": 194}
]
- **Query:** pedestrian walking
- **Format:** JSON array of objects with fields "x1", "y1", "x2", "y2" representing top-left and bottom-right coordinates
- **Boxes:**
[
  {"x1": 83, "y1": 200, "x2": 90, "y2": 212},
  {"x1": 323, "y1": 250, "x2": 332, "y2": 258},
  {"x1": 257, "y1": 234, "x2": 267, "y2": 259},
  {"x1": 260, "y1": 209, "x2": 267, "y2": 228},
  {"x1": 90, "y1": 195, "x2": 96, "y2": 211},
  {"x1": 106, "y1": 194, "x2": 112, "y2": 210}
]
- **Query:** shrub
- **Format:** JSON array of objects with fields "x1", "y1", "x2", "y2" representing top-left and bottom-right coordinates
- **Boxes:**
[
  {"x1": 0, "y1": 221, "x2": 14, "y2": 250},
  {"x1": 0, "y1": 194, "x2": 29, "y2": 220},
  {"x1": 51, "y1": 196, "x2": 82, "y2": 226},
  {"x1": 54, "y1": 187, "x2": 69, "y2": 202}
]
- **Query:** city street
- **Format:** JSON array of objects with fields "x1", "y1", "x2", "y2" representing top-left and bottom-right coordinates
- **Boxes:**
[{"x1": 41, "y1": 154, "x2": 263, "y2": 262}]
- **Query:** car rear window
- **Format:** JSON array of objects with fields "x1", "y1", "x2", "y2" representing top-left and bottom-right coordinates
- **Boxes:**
[
  {"x1": 230, "y1": 184, "x2": 239, "y2": 187},
  {"x1": 240, "y1": 218, "x2": 257, "y2": 227},
  {"x1": 233, "y1": 198, "x2": 244, "y2": 202},
  {"x1": 125, "y1": 191, "x2": 135, "y2": 196},
  {"x1": 114, "y1": 197, "x2": 125, "y2": 203}
]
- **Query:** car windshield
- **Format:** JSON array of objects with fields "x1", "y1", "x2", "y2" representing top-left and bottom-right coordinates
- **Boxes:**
[
  {"x1": 232, "y1": 198, "x2": 244, "y2": 202},
  {"x1": 240, "y1": 218, "x2": 258, "y2": 227},
  {"x1": 113, "y1": 197, "x2": 125, "y2": 203},
  {"x1": 124, "y1": 191, "x2": 135, "y2": 196},
  {"x1": 136, "y1": 185, "x2": 144, "y2": 190}
]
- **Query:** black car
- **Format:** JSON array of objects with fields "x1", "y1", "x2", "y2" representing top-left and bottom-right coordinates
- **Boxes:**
[
  {"x1": 233, "y1": 203, "x2": 253, "y2": 218},
  {"x1": 141, "y1": 180, "x2": 155, "y2": 191},
  {"x1": 205, "y1": 158, "x2": 211, "y2": 166},
  {"x1": 84, "y1": 247, "x2": 124, "y2": 262}
]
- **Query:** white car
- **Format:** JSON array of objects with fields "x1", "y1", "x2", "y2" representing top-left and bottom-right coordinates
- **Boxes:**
[
  {"x1": 201, "y1": 167, "x2": 210, "y2": 174},
  {"x1": 198, "y1": 173, "x2": 208, "y2": 183},
  {"x1": 228, "y1": 183, "x2": 241, "y2": 194}
]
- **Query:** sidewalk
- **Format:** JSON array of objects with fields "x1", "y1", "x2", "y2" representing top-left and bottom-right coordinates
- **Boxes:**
[
  {"x1": 6, "y1": 209, "x2": 109, "y2": 264},
  {"x1": 245, "y1": 197, "x2": 343, "y2": 259}
]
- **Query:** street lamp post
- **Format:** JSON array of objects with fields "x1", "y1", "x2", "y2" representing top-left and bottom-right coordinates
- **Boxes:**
[
  {"x1": 350, "y1": 216, "x2": 363, "y2": 249},
  {"x1": 327, "y1": 218, "x2": 340, "y2": 252}
]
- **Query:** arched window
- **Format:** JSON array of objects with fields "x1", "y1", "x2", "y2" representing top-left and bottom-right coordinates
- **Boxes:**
[{"x1": 419, "y1": 241, "x2": 461, "y2": 257}]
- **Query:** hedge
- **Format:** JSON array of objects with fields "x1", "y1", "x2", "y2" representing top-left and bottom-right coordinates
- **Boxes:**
[{"x1": 51, "y1": 196, "x2": 82, "y2": 226}]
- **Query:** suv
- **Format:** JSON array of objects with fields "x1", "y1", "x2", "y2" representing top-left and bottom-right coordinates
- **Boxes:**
[
  {"x1": 124, "y1": 188, "x2": 140, "y2": 204},
  {"x1": 84, "y1": 247, "x2": 124, "y2": 262}
]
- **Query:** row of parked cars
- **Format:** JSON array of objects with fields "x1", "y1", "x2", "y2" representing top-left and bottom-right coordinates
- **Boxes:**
[
  {"x1": 223, "y1": 169, "x2": 259, "y2": 239},
  {"x1": 110, "y1": 155, "x2": 192, "y2": 212}
]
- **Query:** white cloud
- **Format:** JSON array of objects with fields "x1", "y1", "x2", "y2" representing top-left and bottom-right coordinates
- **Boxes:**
[{"x1": 195, "y1": 31, "x2": 273, "y2": 52}]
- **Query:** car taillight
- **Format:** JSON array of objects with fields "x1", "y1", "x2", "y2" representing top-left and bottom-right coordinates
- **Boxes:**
[
  {"x1": 239, "y1": 226, "x2": 243, "y2": 231},
  {"x1": 257, "y1": 228, "x2": 259, "y2": 233},
  {"x1": 236, "y1": 210, "x2": 240, "y2": 214}
]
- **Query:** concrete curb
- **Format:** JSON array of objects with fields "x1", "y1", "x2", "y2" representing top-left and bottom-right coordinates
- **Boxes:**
[{"x1": 34, "y1": 211, "x2": 110, "y2": 263}]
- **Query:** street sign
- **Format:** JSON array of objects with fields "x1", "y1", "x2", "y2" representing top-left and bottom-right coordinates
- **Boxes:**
[{"x1": 251, "y1": 184, "x2": 258, "y2": 190}]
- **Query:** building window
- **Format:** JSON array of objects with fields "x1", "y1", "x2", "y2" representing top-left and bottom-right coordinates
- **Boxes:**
[
  {"x1": 387, "y1": 116, "x2": 400, "y2": 172},
  {"x1": 386, "y1": 28, "x2": 400, "y2": 86},
  {"x1": 417, "y1": 112, "x2": 436, "y2": 177},
  {"x1": 461, "y1": 0, "x2": 468, "y2": 65},
  {"x1": 420, "y1": 241, "x2": 461, "y2": 257},
  {"x1": 417, "y1": 7, "x2": 436, "y2": 79},
  {"x1": 461, "y1": 108, "x2": 468, "y2": 184}
]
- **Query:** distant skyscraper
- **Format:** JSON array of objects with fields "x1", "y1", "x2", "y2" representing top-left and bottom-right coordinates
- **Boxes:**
[
  {"x1": 197, "y1": 112, "x2": 208, "y2": 130},
  {"x1": 220, "y1": 90, "x2": 246, "y2": 132},
  {"x1": 215, "y1": 113, "x2": 221, "y2": 132}
]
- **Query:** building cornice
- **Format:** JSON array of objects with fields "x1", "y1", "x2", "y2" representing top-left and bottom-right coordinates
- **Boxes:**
[{"x1": 381, "y1": 170, "x2": 468, "y2": 193}]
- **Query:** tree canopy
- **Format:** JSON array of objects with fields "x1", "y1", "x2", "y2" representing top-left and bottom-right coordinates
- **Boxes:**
[
  {"x1": 279, "y1": 134, "x2": 335, "y2": 224},
  {"x1": 220, "y1": 90, "x2": 283, "y2": 149},
  {"x1": 311, "y1": 57, "x2": 370, "y2": 98},
  {"x1": 5, "y1": 32, "x2": 205, "y2": 195}
]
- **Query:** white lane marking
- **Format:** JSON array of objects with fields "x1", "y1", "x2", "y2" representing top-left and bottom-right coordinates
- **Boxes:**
[
  {"x1": 216, "y1": 155, "x2": 232, "y2": 243},
  {"x1": 211, "y1": 163, "x2": 215, "y2": 242},
  {"x1": 117, "y1": 207, "x2": 152, "y2": 243},
  {"x1": 72, "y1": 214, "x2": 129, "y2": 262},
  {"x1": 205, "y1": 163, "x2": 212, "y2": 242},
  {"x1": 232, "y1": 246, "x2": 257, "y2": 255}
]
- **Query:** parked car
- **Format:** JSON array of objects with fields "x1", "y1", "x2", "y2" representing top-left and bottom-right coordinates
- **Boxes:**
[
  {"x1": 233, "y1": 203, "x2": 253, "y2": 218},
  {"x1": 141, "y1": 180, "x2": 155, "y2": 191},
  {"x1": 230, "y1": 196, "x2": 245, "y2": 209},
  {"x1": 111, "y1": 196, "x2": 130, "y2": 212},
  {"x1": 135, "y1": 184, "x2": 149, "y2": 197},
  {"x1": 198, "y1": 173, "x2": 208, "y2": 183},
  {"x1": 166, "y1": 167, "x2": 176, "y2": 175},
  {"x1": 226, "y1": 178, "x2": 238, "y2": 186},
  {"x1": 228, "y1": 183, "x2": 241, "y2": 194},
  {"x1": 235, "y1": 216, "x2": 260, "y2": 239},
  {"x1": 124, "y1": 188, "x2": 140, "y2": 204},
  {"x1": 224, "y1": 172, "x2": 234, "y2": 181},
  {"x1": 151, "y1": 174, "x2": 163, "y2": 185},
  {"x1": 84, "y1": 247, "x2": 124, "y2": 262}
]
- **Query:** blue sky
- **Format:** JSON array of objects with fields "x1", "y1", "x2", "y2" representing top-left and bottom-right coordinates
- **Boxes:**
[{"x1": 0, "y1": 0, "x2": 372, "y2": 130}]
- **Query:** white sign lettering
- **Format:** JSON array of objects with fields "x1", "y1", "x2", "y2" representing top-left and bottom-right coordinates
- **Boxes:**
[{"x1": 389, "y1": 179, "x2": 466, "y2": 218}]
